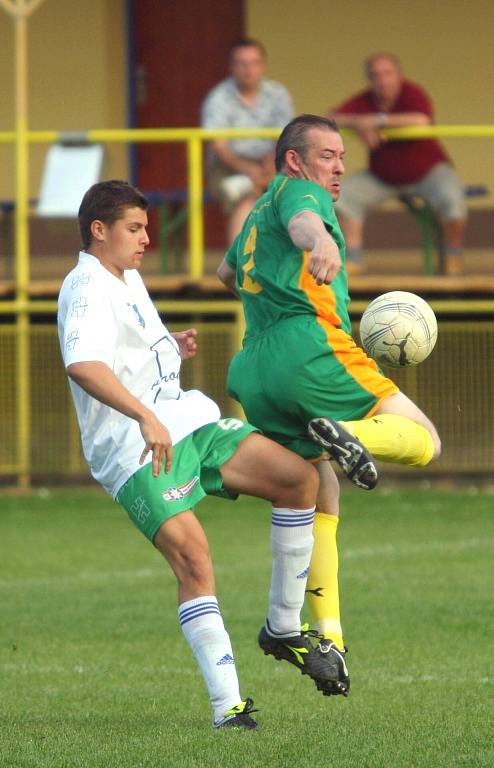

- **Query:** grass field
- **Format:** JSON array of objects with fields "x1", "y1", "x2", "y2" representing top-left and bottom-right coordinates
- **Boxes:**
[{"x1": 1, "y1": 486, "x2": 493, "y2": 767}]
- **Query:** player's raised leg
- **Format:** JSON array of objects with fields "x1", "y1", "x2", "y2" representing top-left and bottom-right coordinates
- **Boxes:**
[{"x1": 342, "y1": 391, "x2": 441, "y2": 466}]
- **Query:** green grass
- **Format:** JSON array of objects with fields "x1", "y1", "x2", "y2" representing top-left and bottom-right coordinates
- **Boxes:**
[{"x1": 1, "y1": 486, "x2": 493, "y2": 767}]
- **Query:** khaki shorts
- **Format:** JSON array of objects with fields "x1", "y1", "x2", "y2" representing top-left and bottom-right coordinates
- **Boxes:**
[{"x1": 336, "y1": 162, "x2": 467, "y2": 222}]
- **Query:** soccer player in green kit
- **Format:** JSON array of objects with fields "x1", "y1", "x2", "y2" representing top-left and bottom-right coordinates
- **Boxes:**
[{"x1": 218, "y1": 114, "x2": 441, "y2": 696}]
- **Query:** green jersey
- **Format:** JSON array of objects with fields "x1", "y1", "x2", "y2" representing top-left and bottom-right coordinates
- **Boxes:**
[{"x1": 225, "y1": 174, "x2": 351, "y2": 341}]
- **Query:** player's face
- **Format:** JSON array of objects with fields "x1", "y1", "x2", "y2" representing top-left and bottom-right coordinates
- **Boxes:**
[
  {"x1": 230, "y1": 45, "x2": 265, "y2": 91},
  {"x1": 367, "y1": 56, "x2": 402, "y2": 102},
  {"x1": 97, "y1": 206, "x2": 150, "y2": 279},
  {"x1": 297, "y1": 128, "x2": 345, "y2": 200}
]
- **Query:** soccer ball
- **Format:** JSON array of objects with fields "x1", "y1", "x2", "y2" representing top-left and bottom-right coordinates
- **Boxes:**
[{"x1": 359, "y1": 291, "x2": 437, "y2": 368}]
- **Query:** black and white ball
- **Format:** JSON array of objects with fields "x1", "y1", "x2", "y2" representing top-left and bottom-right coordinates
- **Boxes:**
[{"x1": 359, "y1": 291, "x2": 438, "y2": 368}]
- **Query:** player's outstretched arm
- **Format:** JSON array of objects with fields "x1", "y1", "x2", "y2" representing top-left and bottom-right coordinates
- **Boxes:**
[
  {"x1": 288, "y1": 210, "x2": 341, "y2": 285},
  {"x1": 66, "y1": 361, "x2": 173, "y2": 475}
]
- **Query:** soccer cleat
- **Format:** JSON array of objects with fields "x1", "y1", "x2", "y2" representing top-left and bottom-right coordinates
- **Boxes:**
[
  {"x1": 316, "y1": 639, "x2": 350, "y2": 697},
  {"x1": 258, "y1": 624, "x2": 346, "y2": 697},
  {"x1": 308, "y1": 416, "x2": 378, "y2": 490},
  {"x1": 214, "y1": 698, "x2": 258, "y2": 730}
]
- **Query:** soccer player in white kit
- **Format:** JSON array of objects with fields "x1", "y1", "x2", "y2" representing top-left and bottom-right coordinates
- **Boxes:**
[{"x1": 57, "y1": 180, "x2": 343, "y2": 729}]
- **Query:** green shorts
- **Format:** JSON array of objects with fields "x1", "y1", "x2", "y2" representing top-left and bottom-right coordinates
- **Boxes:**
[
  {"x1": 116, "y1": 418, "x2": 257, "y2": 542},
  {"x1": 227, "y1": 315, "x2": 398, "y2": 460}
]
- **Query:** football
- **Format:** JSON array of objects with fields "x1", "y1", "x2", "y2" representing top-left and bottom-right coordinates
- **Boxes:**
[{"x1": 359, "y1": 291, "x2": 438, "y2": 368}]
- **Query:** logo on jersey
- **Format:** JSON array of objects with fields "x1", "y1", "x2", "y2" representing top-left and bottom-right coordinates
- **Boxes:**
[
  {"x1": 130, "y1": 495, "x2": 151, "y2": 524},
  {"x1": 71, "y1": 272, "x2": 91, "y2": 290},
  {"x1": 162, "y1": 475, "x2": 200, "y2": 502},
  {"x1": 71, "y1": 297, "x2": 89, "y2": 318},
  {"x1": 128, "y1": 302, "x2": 145, "y2": 328},
  {"x1": 65, "y1": 330, "x2": 80, "y2": 351}
]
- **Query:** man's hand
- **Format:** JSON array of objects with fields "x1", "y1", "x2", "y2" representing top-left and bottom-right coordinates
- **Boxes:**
[
  {"x1": 138, "y1": 411, "x2": 173, "y2": 476},
  {"x1": 172, "y1": 328, "x2": 198, "y2": 360},
  {"x1": 355, "y1": 116, "x2": 384, "y2": 150},
  {"x1": 308, "y1": 236, "x2": 341, "y2": 285},
  {"x1": 246, "y1": 162, "x2": 271, "y2": 192}
]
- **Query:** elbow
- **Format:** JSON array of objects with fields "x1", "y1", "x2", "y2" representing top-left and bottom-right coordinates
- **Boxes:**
[{"x1": 66, "y1": 362, "x2": 85, "y2": 385}]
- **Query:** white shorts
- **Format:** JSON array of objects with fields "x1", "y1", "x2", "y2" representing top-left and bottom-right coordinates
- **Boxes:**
[{"x1": 336, "y1": 162, "x2": 467, "y2": 223}]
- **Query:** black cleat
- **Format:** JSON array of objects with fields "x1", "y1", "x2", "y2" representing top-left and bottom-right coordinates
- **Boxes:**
[
  {"x1": 258, "y1": 624, "x2": 346, "y2": 697},
  {"x1": 316, "y1": 640, "x2": 350, "y2": 697},
  {"x1": 308, "y1": 417, "x2": 378, "y2": 490},
  {"x1": 214, "y1": 698, "x2": 258, "y2": 730}
]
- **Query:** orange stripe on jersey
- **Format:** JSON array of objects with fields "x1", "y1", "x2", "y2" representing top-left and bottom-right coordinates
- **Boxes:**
[
  {"x1": 298, "y1": 251, "x2": 341, "y2": 326},
  {"x1": 317, "y1": 316, "x2": 399, "y2": 402}
]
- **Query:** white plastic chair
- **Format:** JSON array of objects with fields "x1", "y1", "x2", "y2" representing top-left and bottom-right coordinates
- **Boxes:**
[{"x1": 37, "y1": 143, "x2": 104, "y2": 217}]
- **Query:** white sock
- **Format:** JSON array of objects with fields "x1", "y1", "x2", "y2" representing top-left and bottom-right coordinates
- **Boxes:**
[
  {"x1": 178, "y1": 596, "x2": 241, "y2": 725},
  {"x1": 267, "y1": 506, "x2": 315, "y2": 637}
]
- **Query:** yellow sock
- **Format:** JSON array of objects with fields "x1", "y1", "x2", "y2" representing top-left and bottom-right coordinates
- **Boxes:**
[
  {"x1": 342, "y1": 414, "x2": 434, "y2": 466},
  {"x1": 306, "y1": 512, "x2": 344, "y2": 650}
]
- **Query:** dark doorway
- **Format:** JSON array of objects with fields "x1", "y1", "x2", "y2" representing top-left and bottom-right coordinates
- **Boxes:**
[{"x1": 129, "y1": 0, "x2": 245, "y2": 250}]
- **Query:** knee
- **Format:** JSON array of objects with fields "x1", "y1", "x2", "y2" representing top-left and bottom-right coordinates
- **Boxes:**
[
  {"x1": 299, "y1": 461, "x2": 319, "y2": 509},
  {"x1": 284, "y1": 461, "x2": 319, "y2": 509}
]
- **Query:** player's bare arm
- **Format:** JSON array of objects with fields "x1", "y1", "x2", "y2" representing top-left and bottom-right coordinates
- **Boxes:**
[
  {"x1": 288, "y1": 210, "x2": 341, "y2": 285},
  {"x1": 217, "y1": 259, "x2": 239, "y2": 296},
  {"x1": 66, "y1": 360, "x2": 173, "y2": 476}
]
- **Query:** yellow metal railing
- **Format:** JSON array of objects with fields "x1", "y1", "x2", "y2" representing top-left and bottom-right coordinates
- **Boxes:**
[{"x1": 1, "y1": 124, "x2": 494, "y2": 285}]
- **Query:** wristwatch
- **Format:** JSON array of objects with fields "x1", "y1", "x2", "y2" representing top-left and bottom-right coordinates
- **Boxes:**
[{"x1": 376, "y1": 112, "x2": 388, "y2": 128}]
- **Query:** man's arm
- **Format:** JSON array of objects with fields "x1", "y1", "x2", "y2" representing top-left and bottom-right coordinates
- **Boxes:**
[
  {"x1": 332, "y1": 110, "x2": 431, "y2": 150},
  {"x1": 217, "y1": 259, "x2": 238, "y2": 296},
  {"x1": 287, "y1": 210, "x2": 341, "y2": 285},
  {"x1": 67, "y1": 361, "x2": 173, "y2": 476},
  {"x1": 332, "y1": 111, "x2": 431, "y2": 130}
]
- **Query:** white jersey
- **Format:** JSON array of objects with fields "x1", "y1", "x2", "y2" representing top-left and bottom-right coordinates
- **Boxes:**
[{"x1": 57, "y1": 252, "x2": 220, "y2": 497}]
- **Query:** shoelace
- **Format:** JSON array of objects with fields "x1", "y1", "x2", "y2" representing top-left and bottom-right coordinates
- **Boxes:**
[
  {"x1": 301, "y1": 624, "x2": 349, "y2": 655},
  {"x1": 238, "y1": 697, "x2": 259, "y2": 716},
  {"x1": 300, "y1": 622, "x2": 324, "y2": 642}
]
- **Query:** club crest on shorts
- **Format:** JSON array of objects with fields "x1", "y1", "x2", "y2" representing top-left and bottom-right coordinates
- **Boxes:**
[{"x1": 162, "y1": 476, "x2": 200, "y2": 502}]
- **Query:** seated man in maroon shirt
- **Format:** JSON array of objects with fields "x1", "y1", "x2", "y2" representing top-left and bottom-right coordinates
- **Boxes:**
[{"x1": 329, "y1": 53, "x2": 466, "y2": 276}]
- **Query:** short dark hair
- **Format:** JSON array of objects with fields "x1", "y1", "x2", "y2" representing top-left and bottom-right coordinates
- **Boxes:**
[
  {"x1": 229, "y1": 37, "x2": 266, "y2": 62},
  {"x1": 275, "y1": 114, "x2": 340, "y2": 172},
  {"x1": 78, "y1": 180, "x2": 148, "y2": 251}
]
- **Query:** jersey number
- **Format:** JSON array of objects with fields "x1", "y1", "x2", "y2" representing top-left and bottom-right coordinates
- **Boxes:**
[{"x1": 241, "y1": 225, "x2": 262, "y2": 294}]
